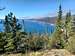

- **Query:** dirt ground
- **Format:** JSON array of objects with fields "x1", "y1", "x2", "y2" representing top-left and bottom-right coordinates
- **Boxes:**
[{"x1": 1, "y1": 49, "x2": 75, "y2": 56}]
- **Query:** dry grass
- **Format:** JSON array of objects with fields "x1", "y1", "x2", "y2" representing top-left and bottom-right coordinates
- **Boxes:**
[
  {"x1": 0, "y1": 49, "x2": 75, "y2": 56},
  {"x1": 42, "y1": 49, "x2": 75, "y2": 56}
]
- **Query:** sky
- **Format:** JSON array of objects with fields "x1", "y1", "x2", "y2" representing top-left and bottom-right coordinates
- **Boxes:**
[{"x1": 0, "y1": 0, "x2": 75, "y2": 19}]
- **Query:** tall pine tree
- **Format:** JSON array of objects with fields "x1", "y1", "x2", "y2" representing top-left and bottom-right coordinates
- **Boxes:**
[
  {"x1": 65, "y1": 11, "x2": 71, "y2": 42},
  {"x1": 4, "y1": 12, "x2": 21, "y2": 52},
  {"x1": 12, "y1": 16, "x2": 21, "y2": 51},
  {"x1": 4, "y1": 15, "x2": 11, "y2": 32},
  {"x1": 56, "y1": 5, "x2": 63, "y2": 31},
  {"x1": 65, "y1": 14, "x2": 75, "y2": 53},
  {"x1": 50, "y1": 5, "x2": 65, "y2": 49}
]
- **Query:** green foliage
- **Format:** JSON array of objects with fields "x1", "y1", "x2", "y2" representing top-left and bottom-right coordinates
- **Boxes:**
[
  {"x1": 50, "y1": 31, "x2": 65, "y2": 49},
  {"x1": 29, "y1": 34, "x2": 49, "y2": 50},
  {"x1": 4, "y1": 16, "x2": 11, "y2": 32},
  {"x1": 4, "y1": 33, "x2": 15, "y2": 52},
  {"x1": 4, "y1": 12, "x2": 21, "y2": 33},
  {"x1": 4, "y1": 12, "x2": 22, "y2": 52},
  {"x1": 56, "y1": 5, "x2": 63, "y2": 31},
  {"x1": 0, "y1": 33, "x2": 6, "y2": 52},
  {"x1": 65, "y1": 15, "x2": 75, "y2": 53},
  {"x1": 65, "y1": 34, "x2": 75, "y2": 53},
  {"x1": 15, "y1": 32, "x2": 28, "y2": 52},
  {"x1": 50, "y1": 5, "x2": 65, "y2": 49},
  {"x1": 64, "y1": 11, "x2": 72, "y2": 42}
]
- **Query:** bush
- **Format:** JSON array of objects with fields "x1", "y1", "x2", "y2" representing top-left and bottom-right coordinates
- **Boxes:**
[
  {"x1": 65, "y1": 35, "x2": 75, "y2": 54},
  {"x1": 49, "y1": 31, "x2": 65, "y2": 49},
  {"x1": 0, "y1": 32, "x2": 51, "y2": 53},
  {"x1": 27, "y1": 34, "x2": 49, "y2": 51}
]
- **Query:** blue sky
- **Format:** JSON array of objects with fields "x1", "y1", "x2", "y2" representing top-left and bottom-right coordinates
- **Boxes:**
[{"x1": 0, "y1": 0, "x2": 75, "y2": 19}]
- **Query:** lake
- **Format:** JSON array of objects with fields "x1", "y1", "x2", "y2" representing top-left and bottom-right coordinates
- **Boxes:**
[{"x1": 0, "y1": 19, "x2": 55, "y2": 35}]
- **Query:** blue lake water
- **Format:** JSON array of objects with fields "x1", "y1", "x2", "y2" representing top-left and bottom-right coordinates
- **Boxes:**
[{"x1": 0, "y1": 19, "x2": 55, "y2": 34}]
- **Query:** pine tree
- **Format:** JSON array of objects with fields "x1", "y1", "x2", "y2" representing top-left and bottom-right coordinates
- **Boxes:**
[
  {"x1": 4, "y1": 33, "x2": 15, "y2": 52},
  {"x1": 4, "y1": 15, "x2": 11, "y2": 32},
  {"x1": 55, "y1": 5, "x2": 64, "y2": 48},
  {"x1": 65, "y1": 15, "x2": 75, "y2": 53},
  {"x1": 4, "y1": 12, "x2": 22, "y2": 52},
  {"x1": 12, "y1": 16, "x2": 21, "y2": 51},
  {"x1": 8, "y1": 12, "x2": 21, "y2": 51},
  {"x1": 4, "y1": 12, "x2": 15, "y2": 52},
  {"x1": 56, "y1": 5, "x2": 63, "y2": 31},
  {"x1": 50, "y1": 5, "x2": 65, "y2": 49},
  {"x1": 65, "y1": 11, "x2": 71, "y2": 42},
  {"x1": 12, "y1": 16, "x2": 16, "y2": 38},
  {"x1": 0, "y1": 33, "x2": 6, "y2": 53},
  {"x1": 71, "y1": 16, "x2": 75, "y2": 32}
]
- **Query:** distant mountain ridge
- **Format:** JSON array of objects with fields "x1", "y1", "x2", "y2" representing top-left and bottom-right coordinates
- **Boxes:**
[
  {"x1": 29, "y1": 17, "x2": 57, "y2": 24},
  {"x1": 0, "y1": 16, "x2": 57, "y2": 24},
  {"x1": 28, "y1": 15, "x2": 75, "y2": 24}
]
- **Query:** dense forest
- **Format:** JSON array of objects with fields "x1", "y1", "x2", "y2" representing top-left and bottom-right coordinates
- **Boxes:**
[{"x1": 0, "y1": 5, "x2": 75, "y2": 56}]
